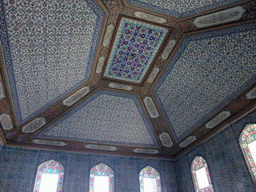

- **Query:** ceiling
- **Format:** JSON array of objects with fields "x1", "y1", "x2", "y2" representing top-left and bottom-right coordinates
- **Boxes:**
[{"x1": 0, "y1": 0, "x2": 255, "y2": 159}]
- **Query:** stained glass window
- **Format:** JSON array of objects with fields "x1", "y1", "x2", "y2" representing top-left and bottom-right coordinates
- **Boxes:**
[
  {"x1": 240, "y1": 124, "x2": 256, "y2": 182},
  {"x1": 191, "y1": 156, "x2": 214, "y2": 192},
  {"x1": 33, "y1": 160, "x2": 64, "y2": 192},
  {"x1": 139, "y1": 166, "x2": 161, "y2": 192},
  {"x1": 89, "y1": 163, "x2": 114, "y2": 192}
]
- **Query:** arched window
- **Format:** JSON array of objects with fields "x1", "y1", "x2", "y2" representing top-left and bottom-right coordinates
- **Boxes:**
[
  {"x1": 240, "y1": 124, "x2": 256, "y2": 182},
  {"x1": 33, "y1": 160, "x2": 64, "y2": 192},
  {"x1": 89, "y1": 163, "x2": 114, "y2": 192},
  {"x1": 139, "y1": 166, "x2": 161, "y2": 192},
  {"x1": 191, "y1": 156, "x2": 214, "y2": 192}
]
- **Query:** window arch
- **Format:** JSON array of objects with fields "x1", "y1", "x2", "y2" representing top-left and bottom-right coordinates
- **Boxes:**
[
  {"x1": 139, "y1": 166, "x2": 161, "y2": 192},
  {"x1": 33, "y1": 160, "x2": 64, "y2": 192},
  {"x1": 89, "y1": 163, "x2": 114, "y2": 192},
  {"x1": 240, "y1": 124, "x2": 256, "y2": 182},
  {"x1": 191, "y1": 156, "x2": 214, "y2": 192}
]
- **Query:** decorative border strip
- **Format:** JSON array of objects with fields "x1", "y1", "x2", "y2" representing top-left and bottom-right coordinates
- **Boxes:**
[
  {"x1": 63, "y1": 87, "x2": 90, "y2": 107},
  {"x1": 127, "y1": 0, "x2": 240, "y2": 18},
  {"x1": 134, "y1": 11, "x2": 166, "y2": 24},
  {"x1": 161, "y1": 40, "x2": 176, "y2": 60},
  {"x1": 205, "y1": 111, "x2": 231, "y2": 129},
  {"x1": 246, "y1": 86, "x2": 256, "y2": 99},
  {"x1": 179, "y1": 136, "x2": 196, "y2": 148},
  {"x1": 0, "y1": 113, "x2": 13, "y2": 130},
  {"x1": 108, "y1": 83, "x2": 133, "y2": 91},
  {"x1": 159, "y1": 132, "x2": 173, "y2": 148},
  {"x1": 194, "y1": 6, "x2": 245, "y2": 28},
  {"x1": 133, "y1": 148, "x2": 159, "y2": 154},
  {"x1": 103, "y1": 24, "x2": 115, "y2": 46},
  {"x1": 96, "y1": 57, "x2": 106, "y2": 74},
  {"x1": 143, "y1": 97, "x2": 159, "y2": 118},
  {"x1": 33, "y1": 139, "x2": 67, "y2": 146},
  {"x1": 0, "y1": 75, "x2": 5, "y2": 100},
  {"x1": 22, "y1": 118, "x2": 46, "y2": 133},
  {"x1": 85, "y1": 144, "x2": 117, "y2": 151},
  {"x1": 147, "y1": 67, "x2": 159, "y2": 84}
]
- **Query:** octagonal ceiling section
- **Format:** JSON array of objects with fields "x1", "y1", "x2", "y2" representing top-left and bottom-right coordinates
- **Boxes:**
[
  {"x1": 0, "y1": 0, "x2": 104, "y2": 125},
  {"x1": 153, "y1": 23, "x2": 256, "y2": 140},
  {"x1": 127, "y1": 0, "x2": 242, "y2": 18},
  {"x1": 103, "y1": 16, "x2": 170, "y2": 84},
  {"x1": 36, "y1": 89, "x2": 159, "y2": 148}
]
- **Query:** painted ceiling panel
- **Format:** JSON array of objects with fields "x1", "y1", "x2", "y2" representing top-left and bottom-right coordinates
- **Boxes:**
[
  {"x1": 0, "y1": 0, "x2": 104, "y2": 124},
  {"x1": 153, "y1": 23, "x2": 256, "y2": 140},
  {"x1": 36, "y1": 90, "x2": 159, "y2": 148},
  {"x1": 103, "y1": 17, "x2": 168, "y2": 84},
  {"x1": 127, "y1": 0, "x2": 242, "y2": 18}
]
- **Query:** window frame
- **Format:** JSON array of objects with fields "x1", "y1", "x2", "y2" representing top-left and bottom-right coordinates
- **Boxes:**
[
  {"x1": 89, "y1": 163, "x2": 114, "y2": 192},
  {"x1": 191, "y1": 156, "x2": 214, "y2": 192},
  {"x1": 33, "y1": 160, "x2": 64, "y2": 192},
  {"x1": 239, "y1": 124, "x2": 256, "y2": 182},
  {"x1": 139, "y1": 166, "x2": 162, "y2": 192}
]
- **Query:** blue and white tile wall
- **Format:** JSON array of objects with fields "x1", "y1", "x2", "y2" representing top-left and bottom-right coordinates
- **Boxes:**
[
  {"x1": 175, "y1": 109, "x2": 256, "y2": 192},
  {"x1": 0, "y1": 146, "x2": 177, "y2": 192}
]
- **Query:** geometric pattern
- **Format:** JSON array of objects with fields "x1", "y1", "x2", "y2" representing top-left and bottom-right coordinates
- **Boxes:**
[
  {"x1": 36, "y1": 90, "x2": 159, "y2": 148},
  {"x1": 154, "y1": 23, "x2": 256, "y2": 140},
  {"x1": 127, "y1": 0, "x2": 241, "y2": 18},
  {"x1": 104, "y1": 17, "x2": 168, "y2": 84},
  {"x1": 0, "y1": 0, "x2": 104, "y2": 125}
]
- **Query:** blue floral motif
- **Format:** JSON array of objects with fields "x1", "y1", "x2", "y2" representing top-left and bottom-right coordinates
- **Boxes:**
[
  {"x1": 36, "y1": 90, "x2": 159, "y2": 148},
  {"x1": 128, "y1": 0, "x2": 241, "y2": 18},
  {"x1": 0, "y1": 0, "x2": 104, "y2": 124},
  {"x1": 104, "y1": 18, "x2": 168, "y2": 83},
  {"x1": 154, "y1": 23, "x2": 256, "y2": 140}
]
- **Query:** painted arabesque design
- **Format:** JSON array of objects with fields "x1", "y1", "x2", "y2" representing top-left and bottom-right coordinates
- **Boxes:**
[
  {"x1": 89, "y1": 163, "x2": 114, "y2": 192},
  {"x1": 240, "y1": 124, "x2": 256, "y2": 182},
  {"x1": 139, "y1": 166, "x2": 161, "y2": 192},
  {"x1": 191, "y1": 156, "x2": 213, "y2": 192},
  {"x1": 33, "y1": 160, "x2": 64, "y2": 192}
]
